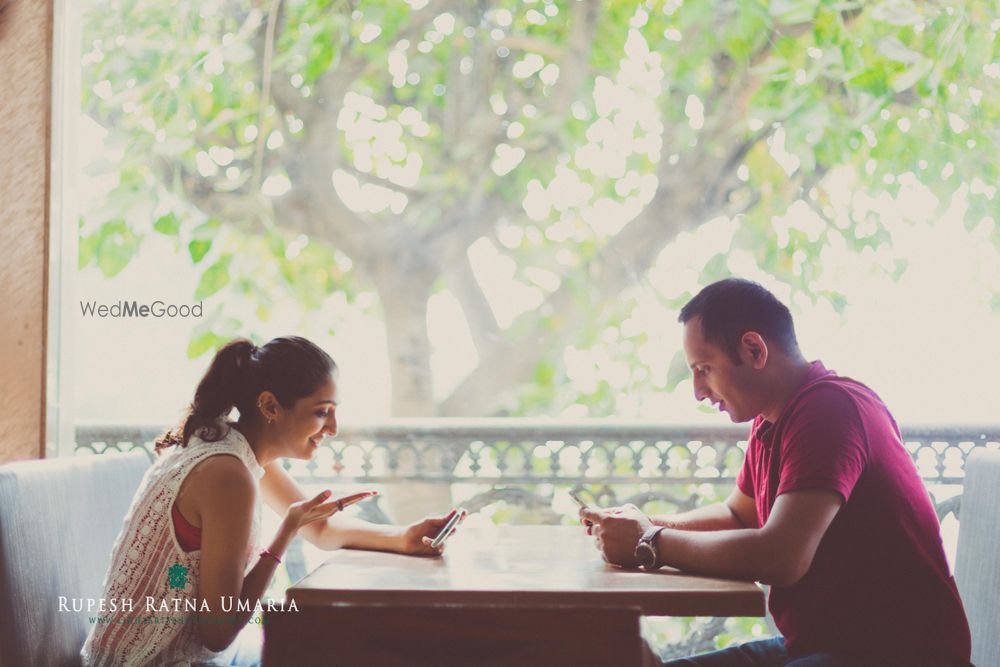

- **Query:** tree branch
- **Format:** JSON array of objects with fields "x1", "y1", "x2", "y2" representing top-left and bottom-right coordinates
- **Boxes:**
[
  {"x1": 542, "y1": 0, "x2": 600, "y2": 117},
  {"x1": 437, "y1": 176, "x2": 715, "y2": 416},
  {"x1": 436, "y1": 90, "x2": 779, "y2": 416},
  {"x1": 443, "y1": 254, "x2": 502, "y2": 350},
  {"x1": 496, "y1": 35, "x2": 562, "y2": 59},
  {"x1": 252, "y1": 0, "x2": 283, "y2": 190}
]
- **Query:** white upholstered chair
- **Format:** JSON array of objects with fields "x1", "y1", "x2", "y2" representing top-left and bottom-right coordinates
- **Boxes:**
[
  {"x1": 0, "y1": 450, "x2": 151, "y2": 667},
  {"x1": 954, "y1": 447, "x2": 1000, "y2": 667}
]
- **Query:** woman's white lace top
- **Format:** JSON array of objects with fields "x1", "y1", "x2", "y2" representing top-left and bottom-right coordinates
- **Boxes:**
[{"x1": 81, "y1": 424, "x2": 265, "y2": 667}]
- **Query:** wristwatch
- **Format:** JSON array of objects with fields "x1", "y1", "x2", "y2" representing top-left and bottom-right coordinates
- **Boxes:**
[{"x1": 634, "y1": 525, "x2": 667, "y2": 569}]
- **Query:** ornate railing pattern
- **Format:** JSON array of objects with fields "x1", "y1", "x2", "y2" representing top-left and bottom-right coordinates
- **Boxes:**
[
  {"x1": 75, "y1": 420, "x2": 1000, "y2": 515},
  {"x1": 74, "y1": 421, "x2": 999, "y2": 658}
]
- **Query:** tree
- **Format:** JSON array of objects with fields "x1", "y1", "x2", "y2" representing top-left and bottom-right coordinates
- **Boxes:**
[{"x1": 79, "y1": 0, "x2": 999, "y2": 418}]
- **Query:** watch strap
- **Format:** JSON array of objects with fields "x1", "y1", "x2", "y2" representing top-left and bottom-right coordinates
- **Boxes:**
[{"x1": 637, "y1": 525, "x2": 667, "y2": 568}]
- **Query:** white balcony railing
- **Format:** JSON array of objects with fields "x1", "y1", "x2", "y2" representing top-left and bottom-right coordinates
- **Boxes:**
[
  {"x1": 73, "y1": 420, "x2": 999, "y2": 657},
  {"x1": 75, "y1": 420, "x2": 998, "y2": 520}
]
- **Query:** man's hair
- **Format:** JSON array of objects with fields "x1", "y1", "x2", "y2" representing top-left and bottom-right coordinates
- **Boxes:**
[{"x1": 678, "y1": 278, "x2": 800, "y2": 364}]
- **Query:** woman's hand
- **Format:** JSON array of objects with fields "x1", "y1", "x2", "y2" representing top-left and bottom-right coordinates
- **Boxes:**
[
  {"x1": 282, "y1": 490, "x2": 378, "y2": 535},
  {"x1": 396, "y1": 509, "x2": 468, "y2": 556}
]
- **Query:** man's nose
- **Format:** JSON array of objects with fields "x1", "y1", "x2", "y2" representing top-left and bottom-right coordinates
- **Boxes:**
[{"x1": 693, "y1": 378, "x2": 710, "y2": 402}]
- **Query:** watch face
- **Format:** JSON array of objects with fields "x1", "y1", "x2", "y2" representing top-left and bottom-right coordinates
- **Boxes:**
[{"x1": 636, "y1": 543, "x2": 656, "y2": 569}]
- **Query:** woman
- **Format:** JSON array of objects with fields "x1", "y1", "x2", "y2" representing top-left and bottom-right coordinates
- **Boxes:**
[{"x1": 81, "y1": 336, "x2": 457, "y2": 666}]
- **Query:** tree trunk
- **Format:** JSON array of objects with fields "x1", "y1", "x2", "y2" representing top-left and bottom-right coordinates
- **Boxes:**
[{"x1": 372, "y1": 251, "x2": 454, "y2": 523}]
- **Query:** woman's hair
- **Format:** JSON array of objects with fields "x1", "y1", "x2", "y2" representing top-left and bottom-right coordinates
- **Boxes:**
[{"x1": 154, "y1": 336, "x2": 337, "y2": 453}]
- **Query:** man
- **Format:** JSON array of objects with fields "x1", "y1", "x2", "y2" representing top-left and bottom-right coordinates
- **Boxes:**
[{"x1": 582, "y1": 278, "x2": 970, "y2": 666}]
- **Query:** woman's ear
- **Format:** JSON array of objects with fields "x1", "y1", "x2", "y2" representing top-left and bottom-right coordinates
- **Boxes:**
[
  {"x1": 741, "y1": 332, "x2": 769, "y2": 369},
  {"x1": 257, "y1": 391, "x2": 280, "y2": 423}
]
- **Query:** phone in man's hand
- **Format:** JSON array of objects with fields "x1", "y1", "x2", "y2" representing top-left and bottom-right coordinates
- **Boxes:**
[
  {"x1": 430, "y1": 508, "x2": 465, "y2": 549},
  {"x1": 567, "y1": 489, "x2": 591, "y2": 510},
  {"x1": 569, "y1": 490, "x2": 598, "y2": 528}
]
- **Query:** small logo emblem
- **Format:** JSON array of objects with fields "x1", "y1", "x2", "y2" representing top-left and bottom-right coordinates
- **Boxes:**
[{"x1": 168, "y1": 563, "x2": 189, "y2": 590}]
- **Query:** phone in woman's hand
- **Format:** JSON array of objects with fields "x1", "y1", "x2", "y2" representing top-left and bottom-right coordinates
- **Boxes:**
[{"x1": 429, "y1": 508, "x2": 465, "y2": 549}]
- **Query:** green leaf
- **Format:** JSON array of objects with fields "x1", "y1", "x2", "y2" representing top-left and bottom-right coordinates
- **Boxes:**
[
  {"x1": 97, "y1": 245, "x2": 133, "y2": 277},
  {"x1": 877, "y1": 37, "x2": 923, "y2": 65},
  {"x1": 187, "y1": 330, "x2": 227, "y2": 359},
  {"x1": 699, "y1": 253, "x2": 731, "y2": 284},
  {"x1": 889, "y1": 59, "x2": 932, "y2": 93},
  {"x1": 94, "y1": 219, "x2": 140, "y2": 278},
  {"x1": 188, "y1": 239, "x2": 212, "y2": 263},
  {"x1": 533, "y1": 360, "x2": 556, "y2": 387},
  {"x1": 665, "y1": 350, "x2": 690, "y2": 392},
  {"x1": 79, "y1": 228, "x2": 97, "y2": 270},
  {"x1": 194, "y1": 254, "x2": 232, "y2": 300},
  {"x1": 153, "y1": 212, "x2": 181, "y2": 236}
]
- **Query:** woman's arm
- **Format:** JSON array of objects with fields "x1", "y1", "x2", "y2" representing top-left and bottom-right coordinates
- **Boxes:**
[
  {"x1": 259, "y1": 461, "x2": 454, "y2": 553},
  {"x1": 194, "y1": 456, "x2": 342, "y2": 652},
  {"x1": 259, "y1": 461, "x2": 401, "y2": 550},
  {"x1": 194, "y1": 456, "x2": 291, "y2": 651}
]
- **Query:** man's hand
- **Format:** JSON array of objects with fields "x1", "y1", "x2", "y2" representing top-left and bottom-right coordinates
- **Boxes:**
[{"x1": 580, "y1": 504, "x2": 653, "y2": 569}]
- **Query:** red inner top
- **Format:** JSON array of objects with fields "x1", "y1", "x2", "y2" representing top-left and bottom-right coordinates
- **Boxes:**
[{"x1": 171, "y1": 501, "x2": 202, "y2": 552}]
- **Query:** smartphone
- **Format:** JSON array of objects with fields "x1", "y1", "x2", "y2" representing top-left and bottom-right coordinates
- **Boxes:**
[
  {"x1": 429, "y1": 508, "x2": 464, "y2": 549},
  {"x1": 567, "y1": 489, "x2": 590, "y2": 510}
]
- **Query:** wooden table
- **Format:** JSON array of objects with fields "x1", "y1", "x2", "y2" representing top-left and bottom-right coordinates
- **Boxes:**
[{"x1": 263, "y1": 525, "x2": 764, "y2": 666}]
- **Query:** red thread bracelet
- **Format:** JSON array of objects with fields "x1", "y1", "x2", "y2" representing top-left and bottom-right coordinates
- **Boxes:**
[{"x1": 260, "y1": 548, "x2": 281, "y2": 565}]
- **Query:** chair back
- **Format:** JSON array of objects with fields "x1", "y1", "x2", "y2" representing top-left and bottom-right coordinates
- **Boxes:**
[
  {"x1": 0, "y1": 450, "x2": 151, "y2": 667},
  {"x1": 955, "y1": 448, "x2": 1000, "y2": 667}
]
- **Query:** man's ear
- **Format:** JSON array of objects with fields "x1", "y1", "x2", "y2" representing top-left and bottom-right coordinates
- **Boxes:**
[{"x1": 741, "y1": 332, "x2": 769, "y2": 369}]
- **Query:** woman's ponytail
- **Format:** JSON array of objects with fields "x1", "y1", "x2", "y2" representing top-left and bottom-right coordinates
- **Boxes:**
[
  {"x1": 154, "y1": 339, "x2": 258, "y2": 453},
  {"x1": 155, "y1": 335, "x2": 336, "y2": 454}
]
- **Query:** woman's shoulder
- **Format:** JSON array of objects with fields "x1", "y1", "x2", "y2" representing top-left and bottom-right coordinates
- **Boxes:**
[
  {"x1": 193, "y1": 454, "x2": 256, "y2": 491},
  {"x1": 178, "y1": 422, "x2": 262, "y2": 504},
  {"x1": 178, "y1": 454, "x2": 257, "y2": 523}
]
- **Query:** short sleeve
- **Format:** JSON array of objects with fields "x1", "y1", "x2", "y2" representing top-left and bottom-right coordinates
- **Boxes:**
[
  {"x1": 736, "y1": 456, "x2": 753, "y2": 497},
  {"x1": 736, "y1": 417, "x2": 765, "y2": 498},
  {"x1": 776, "y1": 385, "x2": 868, "y2": 503}
]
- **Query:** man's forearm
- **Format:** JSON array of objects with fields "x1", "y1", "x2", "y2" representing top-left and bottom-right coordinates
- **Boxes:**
[
  {"x1": 655, "y1": 527, "x2": 788, "y2": 585},
  {"x1": 651, "y1": 502, "x2": 746, "y2": 531}
]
